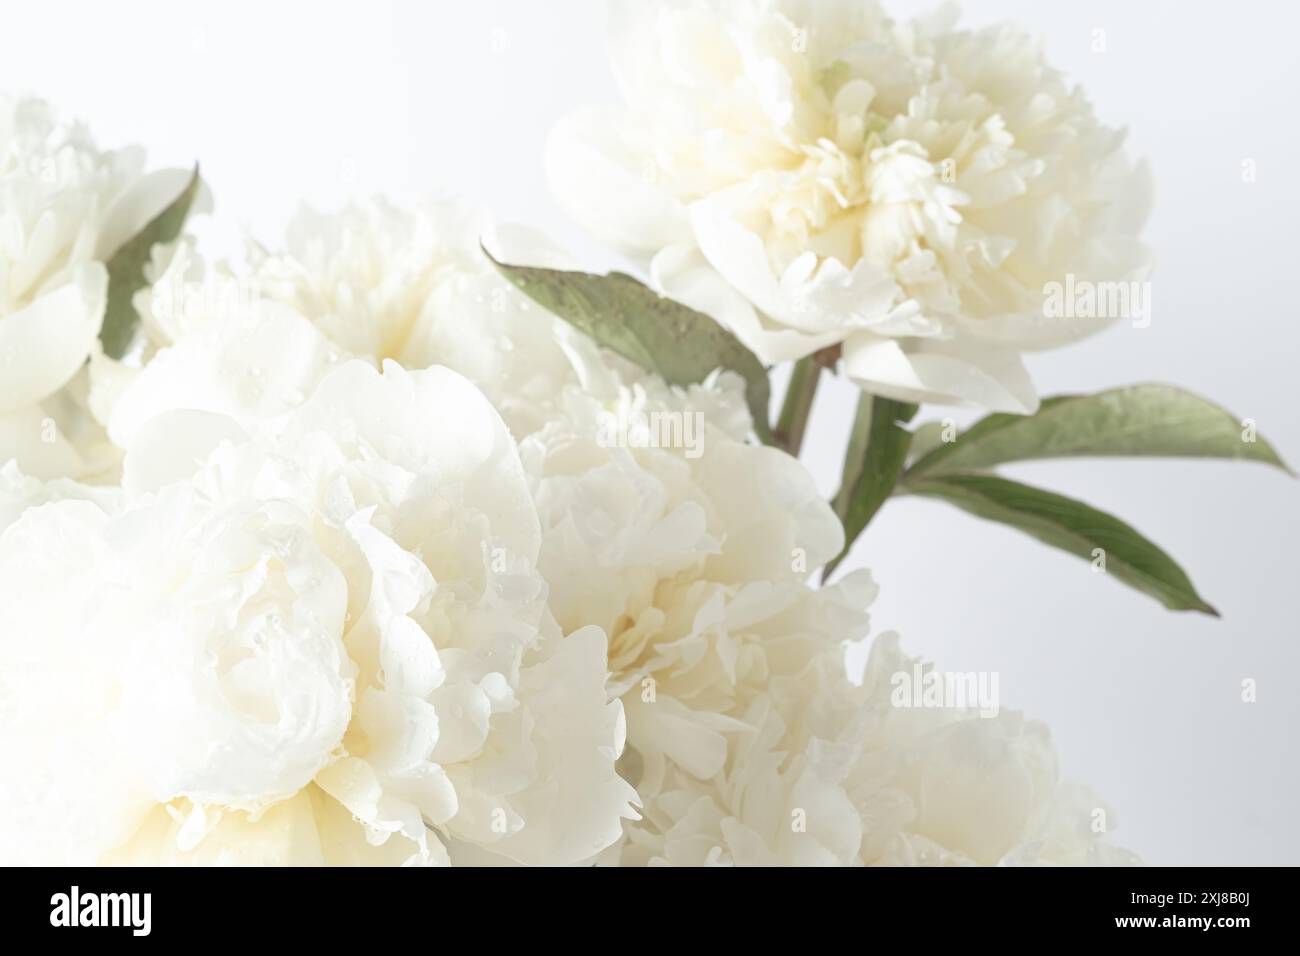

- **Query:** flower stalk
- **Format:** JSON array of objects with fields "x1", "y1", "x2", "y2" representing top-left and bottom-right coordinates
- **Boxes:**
[{"x1": 774, "y1": 356, "x2": 821, "y2": 456}]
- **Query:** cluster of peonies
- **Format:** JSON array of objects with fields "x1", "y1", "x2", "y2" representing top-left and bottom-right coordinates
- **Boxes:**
[
  {"x1": 548, "y1": 0, "x2": 1151, "y2": 413},
  {"x1": 1, "y1": 0, "x2": 1144, "y2": 865},
  {"x1": 1, "y1": 179, "x2": 1130, "y2": 866}
]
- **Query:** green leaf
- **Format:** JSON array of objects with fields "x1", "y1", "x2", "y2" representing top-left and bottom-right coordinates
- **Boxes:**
[
  {"x1": 827, "y1": 395, "x2": 917, "y2": 576},
  {"x1": 908, "y1": 385, "x2": 1293, "y2": 477},
  {"x1": 99, "y1": 166, "x2": 202, "y2": 360},
  {"x1": 484, "y1": 250, "x2": 772, "y2": 442},
  {"x1": 901, "y1": 472, "x2": 1219, "y2": 615}
]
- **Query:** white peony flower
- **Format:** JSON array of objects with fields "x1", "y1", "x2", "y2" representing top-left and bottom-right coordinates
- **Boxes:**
[
  {"x1": 621, "y1": 629, "x2": 1137, "y2": 866},
  {"x1": 546, "y1": 0, "x2": 1152, "y2": 412},
  {"x1": 845, "y1": 633, "x2": 1134, "y2": 866},
  {"x1": 0, "y1": 95, "x2": 201, "y2": 478},
  {"x1": 0, "y1": 360, "x2": 636, "y2": 866},
  {"x1": 246, "y1": 197, "x2": 486, "y2": 361},
  {"x1": 245, "y1": 197, "x2": 581, "y2": 438}
]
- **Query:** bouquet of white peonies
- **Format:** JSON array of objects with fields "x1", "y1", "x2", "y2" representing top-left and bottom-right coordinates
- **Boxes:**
[{"x1": 0, "y1": 1, "x2": 1288, "y2": 867}]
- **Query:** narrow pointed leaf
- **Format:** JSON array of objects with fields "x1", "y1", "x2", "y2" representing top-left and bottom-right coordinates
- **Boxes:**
[
  {"x1": 902, "y1": 472, "x2": 1218, "y2": 615},
  {"x1": 909, "y1": 385, "x2": 1292, "y2": 477},
  {"x1": 100, "y1": 165, "x2": 202, "y2": 359},
  {"x1": 827, "y1": 395, "x2": 917, "y2": 576},
  {"x1": 485, "y1": 251, "x2": 772, "y2": 441}
]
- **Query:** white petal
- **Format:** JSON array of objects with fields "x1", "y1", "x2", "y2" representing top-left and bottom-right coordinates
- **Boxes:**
[
  {"x1": 487, "y1": 625, "x2": 640, "y2": 865},
  {"x1": 94, "y1": 168, "x2": 210, "y2": 261},
  {"x1": 0, "y1": 263, "x2": 106, "y2": 411},
  {"x1": 698, "y1": 440, "x2": 845, "y2": 580},
  {"x1": 285, "y1": 361, "x2": 541, "y2": 562},
  {"x1": 545, "y1": 107, "x2": 691, "y2": 257},
  {"x1": 842, "y1": 332, "x2": 1040, "y2": 414},
  {"x1": 0, "y1": 403, "x2": 87, "y2": 479},
  {"x1": 650, "y1": 243, "x2": 838, "y2": 363},
  {"x1": 108, "y1": 303, "x2": 336, "y2": 448},
  {"x1": 121, "y1": 409, "x2": 249, "y2": 496}
]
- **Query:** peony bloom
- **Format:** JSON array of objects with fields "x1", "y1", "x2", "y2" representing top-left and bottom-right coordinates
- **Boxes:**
[
  {"x1": 621, "y1": 629, "x2": 1137, "y2": 866},
  {"x1": 0, "y1": 360, "x2": 636, "y2": 865},
  {"x1": 245, "y1": 197, "x2": 477, "y2": 363},
  {"x1": 245, "y1": 197, "x2": 579, "y2": 437},
  {"x1": 843, "y1": 633, "x2": 1135, "y2": 866},
  {"x1": 546, "y1": 0, "x2": 1152, "y2": 412},
  {"x1": 0, "y1": 96, "x2": 201, "y2": 478}
]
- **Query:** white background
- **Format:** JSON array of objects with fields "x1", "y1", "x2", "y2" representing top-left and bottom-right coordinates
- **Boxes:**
[{"x1": 4, "y1": 0, "x2": 1296, "y2": 865}]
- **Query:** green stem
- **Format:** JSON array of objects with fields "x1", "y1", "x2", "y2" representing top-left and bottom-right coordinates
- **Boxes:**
[{"x1": 775, "y1": 356, "x2": 821, "y2": 457}]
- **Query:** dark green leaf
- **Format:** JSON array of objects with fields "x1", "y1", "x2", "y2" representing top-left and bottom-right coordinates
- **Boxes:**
[
  {"x1": 99, "y1": 166, "x2": 202, "y2": 359},
  {"x1": 909, "y1": 385, "x2": 1292, "y2": 477},
  {"x1": 827, "y1": 395, "x2": 917, "y2": 576},
  {"x1": 484, "y1": 250, "x2": 772, "y2": 441},
  {"x1": 902, "y1": 472, "x2": 1218, "y2": 615}
]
